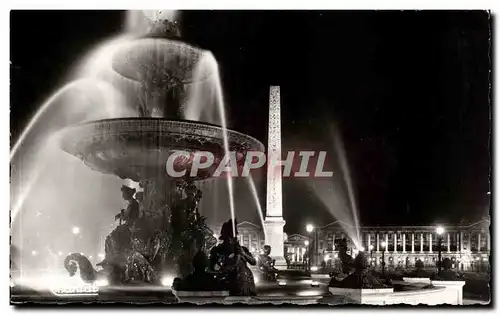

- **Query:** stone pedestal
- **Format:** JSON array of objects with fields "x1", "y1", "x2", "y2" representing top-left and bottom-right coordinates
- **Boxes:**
[
  {"x1": 329, "y1": 287, "x2": 394, "y2": 305},
  {"x1": 330, "y1": 282, "x2": 465, "y2": 305},
  {"x1": 264, "y1": 217, "x2": 287, "y2": 269},
  {"x1": 430, "y1": 280, "x2": 466, "y2": 305}
]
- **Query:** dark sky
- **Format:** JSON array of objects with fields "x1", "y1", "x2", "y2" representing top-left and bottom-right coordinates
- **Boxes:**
[{"x1": 10, "y1": 11, "x2": 491, "y2": 233}]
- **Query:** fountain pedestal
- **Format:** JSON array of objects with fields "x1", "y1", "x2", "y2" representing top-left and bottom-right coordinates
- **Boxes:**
[
  {"x1": 264, "y1": 217, "x2": 287, "y2": 269},
  {"x1": 58, "y1": 118, "x2": 264, "y2": 283}
]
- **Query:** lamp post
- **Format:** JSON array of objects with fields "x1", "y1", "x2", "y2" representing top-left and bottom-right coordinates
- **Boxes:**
[
  {"x1": 304, "y1": 240, "x2": 310, "y2": 271},
  {"x1": 306, "y1": 224, "x2": 314, "y2": 270},
  {"x1": 436, "y1": 226, "x2": 444, "y2": 272},
  {"x1": 369, "y1": 245, "x2": 374, "y2": 266},
  {"x1": 381, "y1": 241, "x2": 387, "y2": 277}
]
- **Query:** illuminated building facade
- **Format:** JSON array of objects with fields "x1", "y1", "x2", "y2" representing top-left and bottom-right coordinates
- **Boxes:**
[{"x1": 228, "y1": 219, "x2": 491, "y2": 271}]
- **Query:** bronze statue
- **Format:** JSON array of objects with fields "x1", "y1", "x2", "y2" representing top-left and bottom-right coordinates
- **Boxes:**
[
  {"x1": 209, "y1": 219, "x2": 257, "y2": 296},
  {"x1": 332, "y1": 238, "x2": 354, "y2": 276},
  {"x1": 114, "y1": 185, "x2": 140, "y2": 226},
  {"x1": 64, "y1": 180, "x2": 214, "y2": 285},
  {"x1": 173, "y1": 251, "x2": 223, "y2": 291},
  {"x1": 258, "y1": 245, "x2": 278, "y2": 281},
  {"x1": 329, "y1": 251, "x2": 391, "y2": 289}
]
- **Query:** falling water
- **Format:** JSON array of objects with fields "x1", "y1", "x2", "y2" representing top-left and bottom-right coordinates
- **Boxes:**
[
  {"x1": 10, "y1": 78, "x2": 130, "y2": 221},
  {"x1": 10, "y1": 35, "x2": 135, "y2": 221},
  {"x1": 246, "y1": 175, "x2": 268, "y2": 241},
  {"x1": 10, "y1": 31, "x2": 137, "y2": 278},
  {"x1": 184, "y1": 53, "x2": 217, "y2": 124},
  {"x1": 11, "y1": 35, "x2": 134, "y2": 160},
  {"x1": 76, "y1": 35, "x2": 134, "y2": 79},
  {"x1": 210, "y1": 56, "x2": 237, "y2": 237},
  {"x1": 185, "y1": 51, "x2": 243, "y2": 236},
  {"x1": 305, "y1": 179, "x2": 361, "y2": 249},
  {"x1": 304, "y1": 124, "x2": 361, "y2": 249},
  {"x1": 11, "y1": 79, "x2": 94, "y2": 160},
  {"x1": 332, "y1": 127, "x2": 361, "y2": 244}
]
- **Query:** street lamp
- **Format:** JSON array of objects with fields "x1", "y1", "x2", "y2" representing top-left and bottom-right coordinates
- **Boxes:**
[
  {"x1": 381, "y1": 241, "x2": 387, "y2": 277},
  {"x1": 436, "y1": 226, "x2": 445, "y2": 272},
  {"x1": 72, "y1": 226, "x2": 80, "y2": 235},
  {"x1": 306, "y1": 224, "x2": 314, "y2": 270},
  {"x1": 304, "y1": 240, "x2": 310, "y2": 271},
  {"x1": 306, "y1": 224, "x2": 314, "y2": 233}
]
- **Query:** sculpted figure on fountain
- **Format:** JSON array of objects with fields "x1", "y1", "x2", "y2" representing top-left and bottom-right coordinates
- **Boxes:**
[
  {"x1": 173, "y1": 251, "x2": 224, "y2": 291},
  {"x1": 208, "y1": 219, "x2": 257, "y2": 296},
  {"x1": 64, "y1": 179, "x2": 215, "y2": 284},
  {"x1": 257, "y1": 245, "x2": 278, "y2": 281},
  {"x1": 114, "y1": 185, "x2": 140, "y2": 225},
  {"x1": 334, "y1": 238, "x2": 354, "y2": 276}
]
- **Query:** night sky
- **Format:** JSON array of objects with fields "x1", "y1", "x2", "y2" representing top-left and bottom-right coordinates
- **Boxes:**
[{"x1": 10, "y1": 11, "x2": 491, "y2": 233}]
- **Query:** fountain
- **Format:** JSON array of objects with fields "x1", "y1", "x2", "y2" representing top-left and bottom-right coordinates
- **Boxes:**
[
  {"x1": 51, "y1": 12, "x2": 265, "y2": 285},
  {"x1": 305, "y1": 123, "x2": 361, "y2": 248}
]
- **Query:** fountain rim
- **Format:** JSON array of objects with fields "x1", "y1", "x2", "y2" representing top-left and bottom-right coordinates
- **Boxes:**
[{"x1": 57, "y1": 117, "x2": 265, "y2": 151}]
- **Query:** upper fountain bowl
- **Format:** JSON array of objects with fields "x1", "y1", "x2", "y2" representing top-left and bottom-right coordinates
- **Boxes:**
[
  {"x1": 111, "y1": 37, "x2": 213, "y2": 84},
  {"x1": 57, "y1": 118, "x2": 265, "y2": 182}
]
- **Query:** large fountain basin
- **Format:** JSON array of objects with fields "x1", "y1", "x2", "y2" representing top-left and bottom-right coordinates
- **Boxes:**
[
  {"x1": 58, "y1": 118, "x2": 265, "y2": 181},
  {"x1": 329, "y1": 280, "x2": 466, "y2": 305}
]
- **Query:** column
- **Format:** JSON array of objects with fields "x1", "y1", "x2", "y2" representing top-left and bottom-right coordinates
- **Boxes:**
[
  {"x1": 368, "y1": 234, "x2": 371, "y2": 250},
  {"x1": 402, "y1": 233, "x2": 406, "y2": 253},
  {"x1": 460, "y1": 231, "x2": 464, "y2": 252},
  {"x1": 248, "y1": 232, "x2": 252, "y2": 251},
  {"x1": 487, "y1": 232, "x2": 491, "y2": 252},
  {"x1": 420, "y1": 233, "x2": 423, "y2": 253},
  {"x1": 376, "y1": 233, "x2": 380, "y2": 252},
  {"x1": 467, "y1": 232, "x2": 472, "y2": 251},
  {"x1": 393, "y1": 233, "x2": 397, "y2": 253},
  {"x1": 385, "y1": 234, "x2": 389, "y2": 252},
  {"x1": 447, "y1": 233, "x2": 450, "y2": 253},
  {"x1": 256, "y1": 232, "x2": 260, "y2": 251},
  {"x1": 478, "y1": 233, "x2": 481, "y2": 252},
  {"x1": 429, "y1": 233, "x2": 433, "y2": 253},
  {"x1": 411, "y1": 233, "x2": 415, "y2": 253},
  {"x1": 456, "y1": 233, "x2": 460, "y2": 252}
]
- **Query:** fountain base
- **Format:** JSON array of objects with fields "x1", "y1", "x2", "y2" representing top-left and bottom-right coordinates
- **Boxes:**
[{"x1": 263, "y1": 217, "x2": 287, "y2": 270}]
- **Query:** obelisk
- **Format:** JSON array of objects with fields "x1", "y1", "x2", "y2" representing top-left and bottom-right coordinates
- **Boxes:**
[{"x1": 264, "y1": 86, "x2": 287, "y2": 269}]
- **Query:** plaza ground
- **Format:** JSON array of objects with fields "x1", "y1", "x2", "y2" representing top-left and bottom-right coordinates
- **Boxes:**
[{"x1": 11, "y1": 270, "x2": 490, "y2": 305}]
